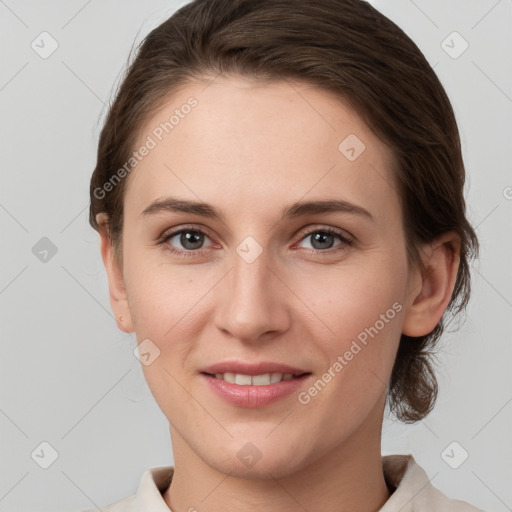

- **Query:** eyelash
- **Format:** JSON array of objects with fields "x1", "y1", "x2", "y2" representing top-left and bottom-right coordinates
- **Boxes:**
[{"x1": 158, "y1": 225, "x2": 355, "y2": 258}]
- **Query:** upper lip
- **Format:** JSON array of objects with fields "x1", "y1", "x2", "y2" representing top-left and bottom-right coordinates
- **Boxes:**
[{"x1": 200, "y1": 361, "x2": 311, "y2": 376}]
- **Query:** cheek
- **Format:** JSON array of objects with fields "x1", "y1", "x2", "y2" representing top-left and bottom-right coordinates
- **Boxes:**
[
  {"x1": 122, "y1": 242, "x2": 204, "y2": 336},
  {"x1": 290, "y1": 255, "x2": 405, "y2": 381},
  {"x1": 296, "y1": 255, "x2": 403, "y2": 330},
  {"x1": 292, "y1": 265, "x2": 404, "y2": 421},
  {"x1": 125, "y1": 263, "x2": 204, "y2": 411}
]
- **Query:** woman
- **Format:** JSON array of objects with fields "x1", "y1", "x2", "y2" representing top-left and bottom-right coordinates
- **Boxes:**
[{"x1": 88, "y1": 0, "x2": 481, "y2": 510}]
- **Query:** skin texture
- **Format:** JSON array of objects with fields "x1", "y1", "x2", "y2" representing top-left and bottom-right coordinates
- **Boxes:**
[{"x1": 97, "y1": 77, "x2": 461, "y2": 512}]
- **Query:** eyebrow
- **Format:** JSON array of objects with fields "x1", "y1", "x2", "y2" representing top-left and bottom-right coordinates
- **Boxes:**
[{"x1": 140, "y1": 196, "x2": 375, "y2": 223}]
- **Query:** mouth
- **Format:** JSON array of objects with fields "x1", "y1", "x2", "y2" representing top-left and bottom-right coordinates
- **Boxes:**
[
  {"x1": 201, "y1": 371, "x2": 311, "y2": 386},
  {"x1": 200, "y1": 370, "x2": 313, "y2": 407}
]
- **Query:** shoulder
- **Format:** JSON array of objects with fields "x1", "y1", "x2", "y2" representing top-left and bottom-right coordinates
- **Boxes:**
[
  {"x1": 78, "y1": 494, "x2": 136, "y2": 512},
  {"x1": 381, "y1": 454, "x2": 484, "y2": 511},
  {"x1": 88, "y1": 494, "x2": 137, "y2": 512},
  {"x1": 78, "y1": 465, "x2": 174, "y2": 512}
]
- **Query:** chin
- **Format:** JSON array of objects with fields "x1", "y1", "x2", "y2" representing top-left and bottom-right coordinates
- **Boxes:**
[
  {"x1": 201, "y1": 440, "x2": 308, "y2": 481},
  {"x1": 214, "y1": 457, "x2": 297, "y2": 481}
]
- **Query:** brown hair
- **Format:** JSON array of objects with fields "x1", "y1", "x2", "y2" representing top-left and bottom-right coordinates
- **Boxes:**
[{"x1": 89, "y1": 0, "x2": 479, "y2": 423}]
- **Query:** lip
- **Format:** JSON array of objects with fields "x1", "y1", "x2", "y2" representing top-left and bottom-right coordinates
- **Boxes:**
[
  {"x1": 199, "y1": 361, "x2": 310, "y2": 376},
  {"x1": 200, "y1": 373, "x2": 312, "y2": 408}
]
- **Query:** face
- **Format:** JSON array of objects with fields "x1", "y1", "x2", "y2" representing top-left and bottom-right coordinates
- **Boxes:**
[{"x1": 106, "y1": 76, "x2": 422, "y2": 478}]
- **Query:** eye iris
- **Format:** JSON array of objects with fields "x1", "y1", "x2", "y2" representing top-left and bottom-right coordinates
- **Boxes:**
[
  {"x1": 311, "y1": 231, "x2": 335, "y2": 250},
  {"x1": 181, "y1": 231, "x2": 203, "y2": 250}
]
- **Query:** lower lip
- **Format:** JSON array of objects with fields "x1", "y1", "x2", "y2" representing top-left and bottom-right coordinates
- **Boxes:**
[{"x1": 200, "y1": 373, "x2": 312, "y2": 408}]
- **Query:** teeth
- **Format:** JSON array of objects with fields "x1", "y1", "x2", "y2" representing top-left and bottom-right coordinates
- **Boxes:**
[{"x1": 213, "y1": 372, "x2": 297, "y2": 385}]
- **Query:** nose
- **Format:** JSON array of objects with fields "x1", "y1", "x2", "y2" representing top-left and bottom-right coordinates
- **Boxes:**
[{"x1": 213, "y1": 244, "x2": 291, "y2": 343}]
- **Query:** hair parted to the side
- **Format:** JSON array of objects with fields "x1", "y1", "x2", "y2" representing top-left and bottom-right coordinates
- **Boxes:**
[{"x1": 89, "y1": 0, "x2": 479, "y2": 423}]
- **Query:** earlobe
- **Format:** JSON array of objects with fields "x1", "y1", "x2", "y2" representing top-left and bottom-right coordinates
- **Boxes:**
[
  {"x1": 402, "y1": 232, "x2": 461, "y2": 337},
  {"x1": 96, "y1": 213, "x2": 134, "y2": 333}
]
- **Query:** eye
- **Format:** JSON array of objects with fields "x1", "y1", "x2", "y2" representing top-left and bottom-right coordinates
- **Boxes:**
[
  {"x1": 296, "y1": 227, "x2": 354, "y2": 252},
  {"x1": 158, "y1": 225, "x2": 355, "y2": 258},
  {"x1": 159, "y1": 226, "x2": 213, "y2": 256}
]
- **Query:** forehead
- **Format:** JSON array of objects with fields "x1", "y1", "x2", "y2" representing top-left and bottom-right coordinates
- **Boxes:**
[{"x1": 124, "y1": 76, "x2": 399, "y2": 227}]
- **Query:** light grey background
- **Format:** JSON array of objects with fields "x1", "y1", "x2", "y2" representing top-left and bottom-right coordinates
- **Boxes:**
[{"x1": 1, "y1": 0, "x2": 511, "y2": 511}]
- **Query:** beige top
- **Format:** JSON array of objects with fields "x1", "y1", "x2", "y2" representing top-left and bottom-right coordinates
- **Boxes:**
[{"x1": 85, "y1": 454, "x2": 483, "y2": 511}]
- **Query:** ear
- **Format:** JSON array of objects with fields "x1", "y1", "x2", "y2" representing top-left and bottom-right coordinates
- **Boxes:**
[
  {"x1": 96, "y1": 213, "x2": 134, "y2": 333},
  {"x1": 402, "y1": 231, "x2": 461, "y2": 337}
]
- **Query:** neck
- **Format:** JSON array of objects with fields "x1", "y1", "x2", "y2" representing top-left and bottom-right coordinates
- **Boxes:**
[{"x1": 163, "y1": 411, "x2": 390, "y2": 512}]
